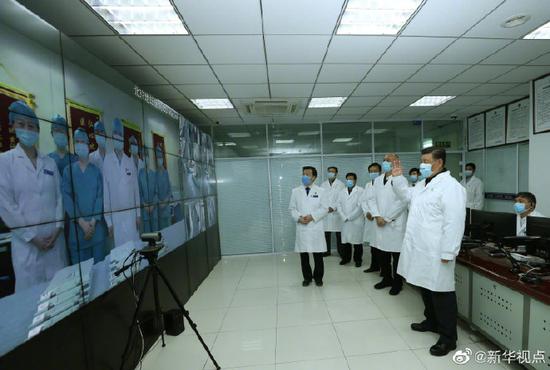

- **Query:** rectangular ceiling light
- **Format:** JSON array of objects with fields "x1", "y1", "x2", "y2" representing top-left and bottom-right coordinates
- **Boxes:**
[
  {"x1": 224, "y1": 142, "x2": 237, "y2": 146},
  {"x1": 410, "y1": 96, "x2": 455, "y2": 107},
  {"x1": 308, "y1": 97, "x2": 347, "y2": 108},
  {"x1": 332, "y1": 137, "x2": 353, "y2": 143},
  {"x1": 275, "y1": 139, "x2": 295, "y2": 144},
  {"x1": 337, "y1": 0, "x2": 423, "y2": 35},
  {"x1": 84, "y1": 0, "x2": 188, "y2": 35},
  {"x1": 364, "y1": 128, "x2": 389, "y2": 134},
  {"x1": 297, "y1": 131, "x2": 320, "y2": 136},
  {"x1": 524, "y1": 21, "x2": 550, "y2": 39},
  {"x1": 191, "y1": 99, "x2": 234, "y2": 109},
  {"x1": 227, "y1": 132, "x2": 251, "y2": 138}
]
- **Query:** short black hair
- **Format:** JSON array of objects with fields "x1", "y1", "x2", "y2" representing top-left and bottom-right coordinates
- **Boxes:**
[
  {"x1": 465, "y1": 163, "x2": 476, "y2": 171},
  {"x1": 409, "y1": 168, "x2": 419, "y2": 175},
  {"x1": 302, "y1": 166, "x2": 318, "y2": 178},
  {"x1": 516, "y1": 192, "x2": 536, "y2": 206},
  {"x1": 421, "y1": 146, "x2": 446, "y2": 165},
  {"x1": 345, "y1": 172, "x2": 357, "y2": 180},
  {"x1": 368, "y1": 162, "x2": 381, "y2": 172},
  {"x1": 327, "y1": 166, "x2": 338, "y2": 172}
]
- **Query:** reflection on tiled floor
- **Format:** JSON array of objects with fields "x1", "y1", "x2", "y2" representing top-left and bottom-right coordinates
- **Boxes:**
[{"x1": 140, "y1": 253, "x2": 514, "y2": 370}]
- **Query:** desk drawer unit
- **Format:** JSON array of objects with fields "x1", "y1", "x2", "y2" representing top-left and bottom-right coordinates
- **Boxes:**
[
  {"x1": 472, "y1": 272, "x2": 524, "y2": 351},
  {"x1": 528, "y1": 299, "x2": 550, "y2": 370},
  {"x1": 455, "y1": 263, "x2": 470, "y2": 319}
]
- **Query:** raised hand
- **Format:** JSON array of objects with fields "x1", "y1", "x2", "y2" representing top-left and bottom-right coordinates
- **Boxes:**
[{"x1": 391, "y1": 159, "x2": 403, "y2": 177}]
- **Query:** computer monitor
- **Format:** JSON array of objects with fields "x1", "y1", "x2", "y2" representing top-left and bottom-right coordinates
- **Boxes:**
[
  {"x1": 470, "y1": 210, "x2": 517, "y2": 241},
  {"x1": 526, "y1": 216, "x2": 550, "y2": 237}
]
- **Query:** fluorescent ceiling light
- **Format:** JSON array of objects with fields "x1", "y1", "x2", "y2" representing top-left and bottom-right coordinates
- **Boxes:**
[
  {"x1": 524, "y1": 21, "x2": 550, "y2": 39},
  {"x1": 309, "y1": 97, "x2": 347, "y2": 108},
  {"x1": 346, "y1": 142, "x2": 361, "y2": 146},
  {"x1": 337, "y1": 0, "x2": 423, "y2": 35},
  {"x1": 275, "y1": 139, "x2": 295, "y2": 144},
  {"x1": 224, "y1": 142, "x2": 237, "y2": 146},
  {"x1": 365, "y1": 128, "x2": 389, "y2": 134},
  {"x1": 191, "y1": 99, "x2": 234, "y2": 110},
  {"x1": 410, "y1": 96, "x2": 455, "y2": 107},
  {"x1": 423, "y1": 139, "x2": 433, "y2": 148},
  {"x1": 84, "y1": 0, "x2": 188, "y2": 35},
  {"x1": 332, "y1": 137, "x2": 353, "y2": 143},
  {"x1": 501, "y1": 14, "x2": 530, "y2": 28},
  {"x1": 227, "y1": 132, "x2": 251, "y2": 138},
  {"x1": 215, "y1": 142, "x2": 224, "y2": 147},
  {"x1": 297, "y1": 131, "x2": 320, "y2": 136}
]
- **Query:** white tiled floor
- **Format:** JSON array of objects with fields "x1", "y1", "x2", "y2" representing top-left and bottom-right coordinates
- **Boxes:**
[{"x1": 140, "y1": 253, "x2": 518, "y2": 370}]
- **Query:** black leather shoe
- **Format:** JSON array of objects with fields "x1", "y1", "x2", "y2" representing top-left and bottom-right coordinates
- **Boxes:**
[
  {"x1": 323, "y1": 252, "x2": 331, "y2": 257},
  {"x1": 363, "y1": 266, "x2": 380, "y2": 273},
  {"x1": 355, "y1": 262, "x2": 362, "y2": 267},
  {"x1": 339, "y1": 260, "x2": 349, "y2": 265},
  {"x1": 410, "y1": 322, "x2": 438, "y2": 334},
  {"x1": 302, "y1": 280, "x2": 312, "y2": 287},
  {"x1": 315, "y1": 281, "x2": 323, "y2": 287},
  {"x1": 389, "y1": 284, "x2": 402, "y2": 295},
  {"x1": 374, "y1": 279, "x2": 393, "y2": 289},
  {"x1": 429, "y1": 342, "x2": 456, "y2": 356}
]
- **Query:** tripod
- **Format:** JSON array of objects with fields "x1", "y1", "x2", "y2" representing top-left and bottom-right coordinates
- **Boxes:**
[{"x1": 118, "y1": 244, "x2": 220, "y2": 370}]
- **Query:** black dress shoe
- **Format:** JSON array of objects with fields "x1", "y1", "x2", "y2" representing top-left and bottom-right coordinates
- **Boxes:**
[
  {"x1": 323, "y1": 252, "x2": 331, "y2": 257},
  {"x1": 429, "y1": 342, "x2": 456, "y2": 356},
  {"x1": 302, "y1": 280, "x2": 312, "y2": 287},
  {"x1": 389, "y1": 284, "x2": 402, "y2": 295},
  {"x1": 363, "y1": 266, "x2": 380, "y2": 273},
  {"x1": 410, "y1": 322, "x2": 438, "y2": 334},
  {"x1": 374, "y1": 279, "x2": 393, "y2": 289},
  {"x1": 355, "y1": 262, "x2": 362, "y2": 267},
  {"x1": 315, "y1": 281, "x2": 323, "y2": 287},
  {"x1": 339, "y1": 260, "x2": 349, "y2": 265}
]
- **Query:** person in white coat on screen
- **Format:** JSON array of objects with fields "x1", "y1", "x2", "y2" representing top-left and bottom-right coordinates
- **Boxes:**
[
  {"x1": 514, "y1": 192, "x2": 545, "y2": 236},
  {"x1": 367, "y1": 153, "x2": 408, "y2": 295},
  {"x1": 89, "y1": 120, "x2": 107, "y2": 174},
  {"x1": 360, "y1": 163, "x2": 381, "y2": 273},
  {"x1": 289, "y1": 166, "x2": 329, "y2": 287},
  {"x1": 337, "y1": 173, "x2": 364, "y2": 267},
  {"x1": 461, "y1": 162, "x2": 484, "y2": 210},
  {"x1": 0, "y1": 100, "x2": 67, "y2": 291},
  {"x1": 391, "y1": 147, "x2": 466, "y2": 357},
  {"x1": 103, "y1": 118, "x2": 141, "y2": 248},
  {"x1": 320, "y1": 166, "x2": 345, "y2": 257}
]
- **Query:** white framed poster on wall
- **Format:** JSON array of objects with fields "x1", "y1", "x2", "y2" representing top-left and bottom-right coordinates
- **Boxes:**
[
  {"x1": 506, "y1": 97, "x2": 529, "y2": 143},
  {"x1": 533, "y1": 73, "x2": 550, "y2": 134},
  {"x1": 485, "y1": 106, "x2": 506, "y2": 147},
  {"x1": 468, "y1": 113, "x2": 485, "y2": 150}
]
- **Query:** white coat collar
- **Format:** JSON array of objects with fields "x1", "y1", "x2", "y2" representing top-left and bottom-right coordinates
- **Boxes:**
[
  {"x1": 14, "y1": 143, "x2": 47, "y2": 173},
  {"x1": 424, "y1": 170, "x2": 451, "y2": 189}
]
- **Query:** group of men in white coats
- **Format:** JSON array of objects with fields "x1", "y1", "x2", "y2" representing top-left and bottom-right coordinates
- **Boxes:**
[{"x1": 290, "y1": 146, "x2": 467, "y2": 356}]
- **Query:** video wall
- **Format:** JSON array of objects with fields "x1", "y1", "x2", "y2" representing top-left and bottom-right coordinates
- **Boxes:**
[{"x1": 0, "y1": 6, "x2": 217, "y2": 358}]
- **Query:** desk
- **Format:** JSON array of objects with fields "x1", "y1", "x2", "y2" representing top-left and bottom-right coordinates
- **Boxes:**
[{"x1": 456, "y1": 248, "x2": 550, "y2": 370}]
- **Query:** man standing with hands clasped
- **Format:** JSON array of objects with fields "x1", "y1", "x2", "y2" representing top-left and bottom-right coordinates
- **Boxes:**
[
  {"x1": 289, "y1": 166, "x2": 329, "y2": 287},
  {"x1": 391, "y1": 147, "x2": 466, "y2": 357}
]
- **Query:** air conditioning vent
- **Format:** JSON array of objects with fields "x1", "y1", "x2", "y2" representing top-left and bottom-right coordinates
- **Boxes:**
[{"x1": 246, "y1": 100, "x2": 298, "y2": 116}]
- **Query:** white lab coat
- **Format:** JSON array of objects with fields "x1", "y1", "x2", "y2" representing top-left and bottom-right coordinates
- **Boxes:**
[
  {"x1": 0, "y1": 144, "x2": 67, "y2": 291},
  {"x1": 516, "y1": 210, "x2": 545, "y2": 236},
  {"x1": 360, "y1": 180, "x2": 377, "y2": 244},
  {"x1": 320, "y1": 178, "x2": 345, "y2": 232},
  {"x1": 289, "y1": 184, "x2": 329, "y2": 253},
  {"x1": 89, "y1": 149, "x2": 105, "y2": 174},
  {"x1": 103, "y1": 151, "x2": 141, "y2": 248},
  {"x1": 393, "y1": 171, "x2": 466, "y2": 292},
  {"x1": 367, "y1": 174, "x2": 408, "y2": 252},
  {"x1": 337, "y1": 186, "x2": 365, "y2": 245},
  {"x1": 461, "y1": 175, "x2": 484, "y2": 210}
]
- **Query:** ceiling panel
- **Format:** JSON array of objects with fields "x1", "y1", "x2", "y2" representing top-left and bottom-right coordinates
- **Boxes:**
[
  {"x1": 443, "y1": 96, "x2": 488, "y2": 106},
  {"x1": 175, "y1": 84, "x2": 227, "y2": 98},
  {"x1": 490, "y1": 66, "x2": 550, "y2": 83},
  {"x1": 392, "y1": 83, "x2": 441, "y2": 95},
  {"x1": 203, "y1": 109, "x2": 241, "y2": 118},
  {"x1": 141, "y1": 85, "x2": 185, "y2": 99},
  {"x1": 401, "y1": 0, "x2": 503, "y2": 37},
  {"x1": 343, "y1": 96, "x2": 385, "y2": 107},
  {"x1": 377, "y1": 96, "x2": 420, "y2": 107},
  {"x1": 424, "y1": 104, "x2": 463, "y2": 115},
  {"x1": 173, "y1": 0, "x2": 262, "y2": 34},
  {"x1": 353, "y1": 82, "x2": 400, "y2": 96},
  {"x1": 379, "y1": 37, "x2": 455, "y2": 64},
  {"x1": 391, "y1": 106, "x2": 433, "y2": 118},
  {"x1": 408, "y1": 64, "x2": 471, "y2": 82},
  {"x1": 331, "y1": 114, "x2": 363, "y2": 121},
  {"x1": 529, "y1": 52, "x2": 550, "y2": 65},
  {"x1": 363, "y1": 64, "x2": 422, "y2": 82},
  {"x1": 317, "y1": 64, "x2": 371, "y2": 83},
  {"x1": 481, "y1": 40, "x2": 550, "y2": 65},
  {"x1": 162, "y1": 98, "x2": 196, "y2": 110},
  {"x1": 123, "y1": 36, "x2": 206, "y2": 64},
  {"x1": 431, "y1": 38, "x2": 511, "y2": 64},
  {"x1": 268, "y1": 64, "x2": 321, "y2": 83},
  {"x1": 366, "y1": 106, "x2": 402, "y2": 115},
  {"x1": 270, "y1": 84, "x2": 313, "y2": 98},
  {"x1": 312, "y1": 83, "x2": 356, "y2": 97},
  {"x1": 450, "y1": 65, "x2": 515, "y2": 83},
  {"x1": 465, "y1": 0, "x2": 550, "y2": 39},
  {"x1": 115, "y1": 66, "x2": 167, "y2": 85},
  {"x1": 336, "y1": 107, "x2": 370, "y2": 115},
  {"x1": 224, "y1": 84, "x2": 270, "y2": 98},
  {"x1": 195, "y1": 35, "x2": 265, "y2": 64},
  {"x1": 73, "y1": 36, "x2": 144, "y2": 65},
  {"x1": 262, "y1": 0, "x2": 344, "y2": 34},
  {"x1": 476, "y1": 95, "x2": 526, "y2": 106},
  {"x1": 430, "y1": 82, "x2": 480, "y2": 95},
  {"x1": 156, "y1": 65, "x2": 218, "y2": 84},
  {"x1": 463, "y1": 83, "x2": 518, "y2": 95},
  {"x1": 211, "y1": 65, "x2": 268, "y2": 84},
  {"x1": 324, "y1": 36, "x2": 395, "y2": 63},
  {"x1": 265, "y1": 35, "x2": 331, "y2": 63},
  {"x1": 502, "y1": 83, "x2": 529, "y2": 96}
]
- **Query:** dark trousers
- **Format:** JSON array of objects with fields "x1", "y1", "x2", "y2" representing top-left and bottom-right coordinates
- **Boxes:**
[
  {"x1": 341, "y1": 243, "x2": 363, "y2": 264},
  {"x1": 379, "y1": 251, "x2": 402, "y2": 287},
  {"x1": 368, "y1": 246, "x2": 380, "y2": 270},
  {"x1": 300, "y1": 252, "x2": 324, "y2": 283},
  {"x1": 420, "y1": 287, "x2": 458, "y2": 345},
  {"x1": 324, "y1": 231, "x2": 342, "y2": 255}
]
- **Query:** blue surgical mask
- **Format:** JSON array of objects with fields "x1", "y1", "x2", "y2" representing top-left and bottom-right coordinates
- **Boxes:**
[
  {"x1": 410, "y1": 175, "x2": 418, "y2": 183},
  {"x1": 327, "y1": 172, "x2": 336, "y2": 179},
  {"x1": 419, "y1": 163, "x2": 433, "y2": 179},
  {"x1": 514, "y1": 202, "x2": 526, "y2": 214},
  {"x1": 53, "y1": 132, "x2": 68, "y2": 149},
  {"x1": 130, "y1": 144, "x2": 138, "y2": 155},
  {"x1": 465, "y1": 170, "x2": 473, "y2": 178},
  {"x1": 75, "y1": 143, "x2": 89, "y2": 158},
  {"x1": 301, "y1": 175, "x2": 311, "y2": 186},
  {"x1": 382, "y1": 161, "x2": 392, "y2": 173},
  {"x1": 369, "y1": 172, "x2": 379, "y2": 180},
  {"x1": 15, "y1": 128, "x2": 39, "y2": 147},
  {"x1": 95, "y1": 135, "x2": 106, "y2": 148},
  {"x1": 113, "y1": 135, "x2": 124, "y2": 151},
  {"x1": 346, "y1": 179, "x2": 355, "y2": 188}
]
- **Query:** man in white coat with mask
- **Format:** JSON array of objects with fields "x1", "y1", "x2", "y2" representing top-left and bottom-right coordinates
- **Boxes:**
[
  {"x1": 337, "y1": 173, "x2": 364, "y2": 267},
  {"x1": 0, "y1": 101, "x2": 67, "y2": 291},
  {"x1": 320, "y1": 166, "x2": 345, "y2": 257},
  {"x1": 368, "y1": 153, "x2": 408, "y2": 295},
  {"x1": 391, "y1": 147, "x2": 466, "y2": 357},
  {"x1": 289, "y1": 166, "x2": 329, "y2": 287},
  {"x1": 461, "y1": 162, "x2": 484, "y2": 210},
  {"x1": 360, "y1": 163, "x2": 381, "y2": 273},
  {"x1": 103, "y1": 118, "x2": 141, "y2": 248}
]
